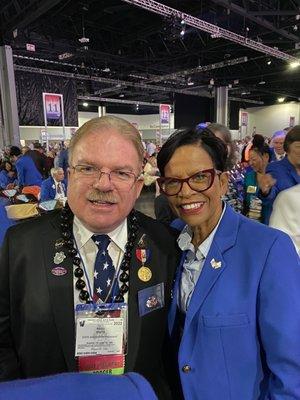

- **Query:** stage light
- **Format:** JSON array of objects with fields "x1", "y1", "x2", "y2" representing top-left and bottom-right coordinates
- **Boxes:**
[
  {"x1": 258, "y1": 80, "x2": 266, "y2": 85},
  {"x1": 290, "y1": 61, "x2": 300, "y2": 68},
  {"x1": 83, "y1": 102, "x2": 89, "y2": 107},
  {"x1": 277, "y1": 97, "x2": 285, "y2": 103},
  {"x1": 267, "y1": 60, "x2": 272, "y2": 65}
]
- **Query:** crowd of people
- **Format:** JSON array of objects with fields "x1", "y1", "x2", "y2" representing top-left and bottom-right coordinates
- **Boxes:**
[{"x1": 0, "y1": 116, "x2": 300, "y2": 400}]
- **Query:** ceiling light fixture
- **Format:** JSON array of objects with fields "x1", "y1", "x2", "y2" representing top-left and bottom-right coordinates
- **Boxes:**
[
  {"x1": 290, "y1": 61, "x2": 300, "y2": 68},
  {"x1": 258, "y1": 79, "x2": 266, "y2": 85},
  {"x1": 277, "y1": 97, "x2": 285, "y2": 103},
  {"x1": 267, "y1": 60, "x2": 272, "y2": 65},
  {"x1": 83, "y1": 102, "x2": 89, "y2": 107}
]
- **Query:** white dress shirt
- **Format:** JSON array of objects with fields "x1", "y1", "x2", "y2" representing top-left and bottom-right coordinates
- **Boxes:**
[
  {"x1": 177, "y1": 204, "x2": 226, "y2": 312},
  {"x1": 72, "y1": 216, "x2": 128, "y2": 307}
]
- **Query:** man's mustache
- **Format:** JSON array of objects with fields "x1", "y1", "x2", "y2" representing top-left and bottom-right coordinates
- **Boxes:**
[{"x1": 87, "y1": 191, "x2": 118, "y2": 203}]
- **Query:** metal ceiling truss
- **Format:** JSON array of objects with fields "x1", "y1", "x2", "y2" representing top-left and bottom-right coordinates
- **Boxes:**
[
  {"x1": 209, "y1": 0, "x2": 300, "y2": 42},
  {"x1": 13, "y1": 64, "x2": 211, "y2": 97},
  {"x1": 122, "y1": 0, "x2": 299, "y2": 61},
  {"x1": 78, "y1": 95, "x2": 166, "y2": 107},
  {"x1": 148, "y1": 56, "x2": 248, "y2": 83},
  {"x1": 14, "y1": 64, "x2": 264, "y2": 105}
]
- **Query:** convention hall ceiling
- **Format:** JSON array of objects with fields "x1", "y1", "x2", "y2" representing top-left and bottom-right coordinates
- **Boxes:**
[{"x1": 1, "y1": 0, "x2": 300, "y2": 110}]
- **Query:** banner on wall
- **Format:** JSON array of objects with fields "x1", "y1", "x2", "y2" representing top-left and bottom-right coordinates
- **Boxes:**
[
  {"x1": 241, "y1": 111, "x2": 248, "y2": 126},
  {"x1": 159, "y1": 104, "x2": 171, "y2": 125},
  {"x1": 289, "y1": 116, "x2": 295, "y2": 127}
]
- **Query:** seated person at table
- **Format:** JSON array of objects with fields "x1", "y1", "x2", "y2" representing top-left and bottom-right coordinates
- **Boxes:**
[
  {"x1": 0, "y1": 162, "x2": 17, "y2": 190},
  {"x1": 40, "y1": 167, "x2": 67, "y2": 202}
]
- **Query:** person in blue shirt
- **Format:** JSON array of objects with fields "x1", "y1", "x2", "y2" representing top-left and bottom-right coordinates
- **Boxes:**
[
  {"x1": 257, "y1": 125, "x2": 300, "y2": 224},
  {"x1": 58, "y1": 140, "x2": 70, "y2": 177},
  {"x1": 0, "y1": 162, "x2": 17, "y2": 189},
  {"x1": 269, "y1": 130, "x2": 286, "y2": 162},
  {"x1": 243, "y1": 134, "x2": 272, "y2": 224},
  {"x1": 157, "y1": 127, "x2": 300, "y2": 400},
  {"x1": 40, "y1": 167, "x2": 67, "y2": 202},
  {"x1": 10, "y1": 146, "x2": 42, "y2": 188}
]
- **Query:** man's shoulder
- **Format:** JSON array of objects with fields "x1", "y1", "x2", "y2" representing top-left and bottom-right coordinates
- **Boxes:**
[
  {"x1": 135, "y1": 210, "x2": 178, "y2": 251},
  {"x1": 6, "y1": 210, "x2": 60, "y2": 238}
]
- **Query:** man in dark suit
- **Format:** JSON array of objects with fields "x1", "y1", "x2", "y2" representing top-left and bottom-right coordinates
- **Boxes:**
[{"x1": 0, "y1": 116, "x2": 179, "y2": 400}]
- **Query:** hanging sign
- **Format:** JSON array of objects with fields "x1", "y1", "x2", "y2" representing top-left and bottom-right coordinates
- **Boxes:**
[
  {"x1": 43, "y1": 93, "x2": 63, "y2": 120},
  {"x1": 159, "y1": 104, "x2": 171, "y2": 125}
]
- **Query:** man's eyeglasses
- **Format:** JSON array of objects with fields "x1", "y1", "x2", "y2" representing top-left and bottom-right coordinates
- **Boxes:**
[
  {"x1": 71, "y1": 165, "x2": 140, "y2": 190},
  {"x1": 157, "y1": 168, "x2": 220, "y2": 196}
]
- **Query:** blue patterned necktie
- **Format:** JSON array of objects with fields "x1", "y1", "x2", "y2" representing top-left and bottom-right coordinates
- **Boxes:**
[{"x1": 92, "y1": 234, "x2": 117, "y2": 303}]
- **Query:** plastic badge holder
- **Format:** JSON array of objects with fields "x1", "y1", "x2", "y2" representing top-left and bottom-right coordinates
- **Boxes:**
[
  {"x1": 16, "y1": 194, "x2": 29, "y2": 203},
  {"x1": 39, "y1": 200, "x2": 58, "y2": 211},
  {"x1": 2, "y1": 189, "x2": 17, "y2": 198}
]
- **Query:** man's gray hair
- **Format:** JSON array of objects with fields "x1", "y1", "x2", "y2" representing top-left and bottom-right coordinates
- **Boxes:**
[
  {"x1": 50, "y1": 167, "x2": 63, "y2": 177},
  {"x1": 68, "y1": 115, "x2": 144, "y2": 165}
]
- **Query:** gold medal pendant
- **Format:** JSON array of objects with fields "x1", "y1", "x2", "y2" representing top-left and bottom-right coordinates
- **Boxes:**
[{"x1": 138, "y1": 266, "x2": 152, "y2": 282}]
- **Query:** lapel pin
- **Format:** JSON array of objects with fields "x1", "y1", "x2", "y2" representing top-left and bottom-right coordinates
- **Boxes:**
[
  {"x1": 55, "y1": 239, "x2": 65, "y2": 250},
  {"x1": 54, "y1": 251, "x2": 66, "y2": 265},
  {"x1": 210, "y1": 258, "x2": 222, "y2": 269},
  {"x1": 51, "y1": 266, "x2": 67, "y2": 276},
  {"x1": 138, "y1": 266, "x2": 152, "y2": 282}
]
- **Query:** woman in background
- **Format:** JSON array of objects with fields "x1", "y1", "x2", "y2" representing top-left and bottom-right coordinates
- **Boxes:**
[{"x1": 243, "y1": 134, "x2": 271, "y2": 224}]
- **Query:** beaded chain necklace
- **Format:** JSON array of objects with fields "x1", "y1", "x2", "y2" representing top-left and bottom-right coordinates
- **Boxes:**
[{"x1": 58, "y1": 203, "x2": 139, "y2": 303}]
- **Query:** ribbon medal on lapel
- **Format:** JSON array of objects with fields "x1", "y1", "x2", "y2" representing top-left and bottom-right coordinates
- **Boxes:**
[
  {"x1": 136, "y1": 235, "x2": 152, "y2": 282},
  {"x1": 54, "y1": 251, "x2": 66, "y2": 265},
  {"x1": 210, "y1": 258, "x2": 222, "y2": 269}
]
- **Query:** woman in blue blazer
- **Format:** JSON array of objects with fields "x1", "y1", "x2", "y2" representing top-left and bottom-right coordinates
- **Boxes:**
[{"x1": 157, "y1": 127, "x2": 300, "y2": 400}]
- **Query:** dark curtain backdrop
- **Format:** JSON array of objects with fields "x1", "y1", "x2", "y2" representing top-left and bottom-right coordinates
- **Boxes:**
[
  {"x1": 229, "y1": 101, "x2": 241, "y2": 130},
  {"x1": 15, "y1": 71, "x2": 78, "y2": 126},
  {"x1": 174, "y1": 93, "x2": 213, "y2": 129}
]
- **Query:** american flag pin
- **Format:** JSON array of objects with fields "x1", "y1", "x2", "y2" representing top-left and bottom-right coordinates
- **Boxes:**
[{"x1": 210, "y1": 258, "x2": 222, "y2": 269}]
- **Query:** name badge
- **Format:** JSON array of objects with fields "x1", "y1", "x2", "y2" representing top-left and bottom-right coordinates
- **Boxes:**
[
  {"x1": 247, "y1": 185, "x2": 257, "y2": 194},
  {"x1": 75, "y1": 303, "x2": 127, "y2": 375},
  {"x1": 75, "y1": 317, "x2": 123, "y2": 357}
]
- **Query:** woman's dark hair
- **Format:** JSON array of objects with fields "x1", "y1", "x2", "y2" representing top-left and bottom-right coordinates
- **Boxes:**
[
  {"x1": 157, "y1": 127, "x2": 228, "y2": 176},
  {"x1": 0, "y1": 161, "x2": 13, "y2": 171},
  {"x1": 250, "y1": 134, "x2": 272, "y2": 159},
  {"x1": 283, "y1": 125, "x2": 300, "y2": 152}
]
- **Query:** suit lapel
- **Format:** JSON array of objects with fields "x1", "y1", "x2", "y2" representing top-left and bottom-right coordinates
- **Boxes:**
[
  {"x1": 184, "y1": 245, "x2": 226, "y2": 330},
  {"x1": 43, "y1": 213, "x2": 76, "y2": 371},
  {"x1": 177, "y1": 206, "x2": 239, "y2": 333},
  {"x1": 126, "y1": 228, "x2": 145, "y2": 370}
]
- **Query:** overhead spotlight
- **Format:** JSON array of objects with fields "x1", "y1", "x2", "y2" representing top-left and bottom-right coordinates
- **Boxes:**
[
  {"x1": 277, "y1": 97, "x2": 285, "y2": 103},
  {"x1": 181, "y1": 19, "x2": 185, "y2": 25},
  {"x1": 258, "y1": 79, "x2": 266, "y2": 85},
  {"x1": 228, "y1": 84, "x2": 232, "y2": 88},
  {"x1": 83, "y1": 102, "x2": 89, "y2": 107},
  {"x1": 119, "y1": 93, "x2": 125, "y2": 98},
  {"x1": 290, "y1": 61, "x2": 300, "y2": 68},
  {"x1": 102, "y1": 67, "x2": 111, "y2": 72},
  {"x1": 267, "y1": 59, "x2": 272, "y2": 65},
  {"x1": 209, "y1": 78, "x2": 215, "y2": 85},
  {"x1": 135, "y1": 103, "x2": 139, "y2": 111},
  {"x1": 180, "y1": 28, "x2": 185, "y2": 37},
  {"x1": 293, "y1": 25, "x2": 298, "y2": 31},
  {"x1": 187, "y1": 77, "x2": 194, "y2": 86}
]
